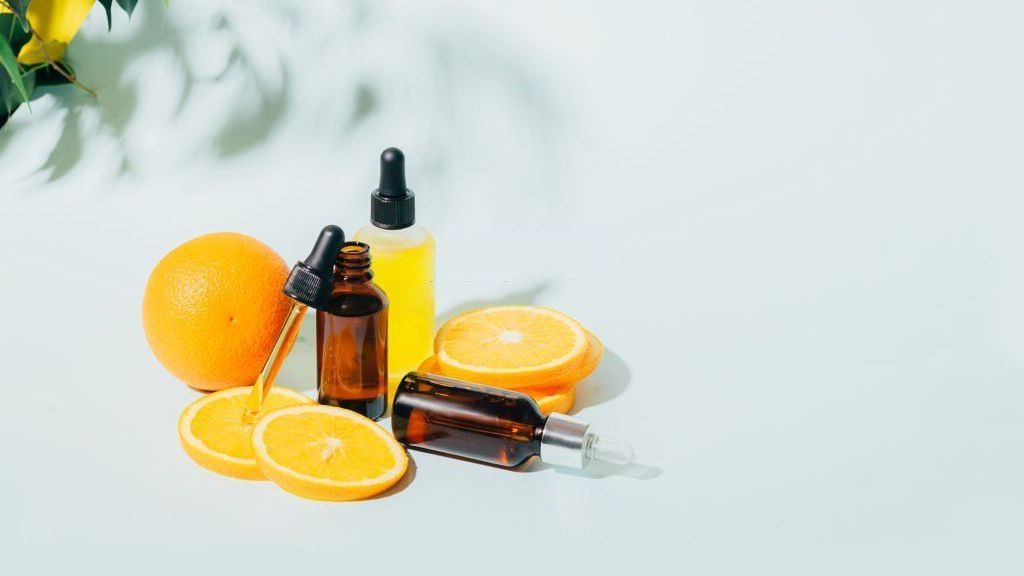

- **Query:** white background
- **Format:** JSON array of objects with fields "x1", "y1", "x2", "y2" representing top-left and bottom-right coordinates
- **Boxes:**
[{"x1": 2, "y1": 1, "x2": 1023, "y2": 574}]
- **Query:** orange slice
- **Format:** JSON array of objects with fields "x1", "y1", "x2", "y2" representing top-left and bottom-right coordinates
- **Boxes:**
[
  {"x1": 418, "y1": 355, "x2": 575, "y2": 414},
  {"x1": 547, "y1": 330, "x2": 603, "y2": 386},
  {"x1": 424, "y1": 331, "x2": 602, "y2": 387},
  {"x1": 252, "y1": 405, "x2": 408, "y2": 501},
  {"x1": 417, "y1": 355, "x2": 442, "y2": 373},
  {"x1": 178, "y1": 386, "x2": 314, "y2": 480},
  {"x1": 524, "y1": 384, "x2": 576, "y2": 415},
  {"x1": 434, "y1": 306, "x2": 588, "y2": 389}
]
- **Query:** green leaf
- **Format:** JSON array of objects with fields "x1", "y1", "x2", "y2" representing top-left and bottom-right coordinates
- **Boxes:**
[
  {"x1": 0, "y1": 32, "x2": 29, "y2": 107},
  {"x1": 98, "y1": 0, "x2": 114, "y2": 31},
  {"x1": 4, "y1": 0, "x2": 30, "y2": 33},
  {"x1": 1, "y1": 13, "x2": 32, "y2": 54},
  {"x1": 0, "y1": 62, "x2": 33, "y2": 118},
  {"x1": 115, "y1": 0, "x2": 138, "y2": 18}
]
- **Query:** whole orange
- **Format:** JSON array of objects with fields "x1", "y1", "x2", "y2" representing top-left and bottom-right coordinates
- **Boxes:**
[{"x1": 142, "y1": 232, "x2": 292, "y2": 391}]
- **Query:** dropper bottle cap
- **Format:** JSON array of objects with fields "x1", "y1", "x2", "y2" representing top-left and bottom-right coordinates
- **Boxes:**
[
  {"x1": 370, "y1": 147, "x2": 415, "y2": 230},
  {"x1": 282, "y1": 225, "x2": 346, "y2": 310},
  {"x1": 540, "y1": 413, "x2": 635, "y2": 469}
]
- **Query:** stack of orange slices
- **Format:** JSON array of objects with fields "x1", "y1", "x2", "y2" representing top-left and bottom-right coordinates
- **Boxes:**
[
  {"x1": 418, "y1": 306, "x2": 603, "y2": 415},
  {"x1": 178, "y1": 386, "x2": 408, "y2": 501}
]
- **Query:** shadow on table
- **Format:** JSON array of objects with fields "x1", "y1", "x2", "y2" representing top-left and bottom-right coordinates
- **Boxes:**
[
  {"x1": 529, "y1": 460, "x2": 662, "y2": 480},
  {"x1": 572, "y1": 347, "x2": 630, "y2": 413}
]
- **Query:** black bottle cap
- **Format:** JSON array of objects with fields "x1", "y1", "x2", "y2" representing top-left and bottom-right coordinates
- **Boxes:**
[
  {"x1": 283, "y1": 225, "x2": 345, "y2": 310},
  {"x1": 371, "y1": 147, "x2": 415, "y2": 229}
]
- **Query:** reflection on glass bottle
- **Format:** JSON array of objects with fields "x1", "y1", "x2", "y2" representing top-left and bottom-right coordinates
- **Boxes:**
[
  {"x1": 316, "y1": 242, "x2": 388, "y2": 420},
  {"x1": 391, "y1": 372, "x2": 633, "y2": 470}
]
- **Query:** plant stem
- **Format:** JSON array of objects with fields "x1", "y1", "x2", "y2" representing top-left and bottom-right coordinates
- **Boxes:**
[{"x1": 4, "y1": 2, "x2": 97, "y2": 98}]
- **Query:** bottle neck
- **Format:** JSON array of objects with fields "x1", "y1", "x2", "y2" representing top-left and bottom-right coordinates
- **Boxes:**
[
  {"x1": 539, "y1": 413, "x2": 634, "y2": 469},
  {"x1": 334, "y1": 242, "x2": 374, "y2": 283},
  {"x1": 539, "y1": 413, "x2": 590, "y2": 468}
]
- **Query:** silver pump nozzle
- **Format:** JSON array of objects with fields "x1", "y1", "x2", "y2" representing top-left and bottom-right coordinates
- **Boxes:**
[{"x1": 540, "y1": 413, "x2": 634, "y2": 469}]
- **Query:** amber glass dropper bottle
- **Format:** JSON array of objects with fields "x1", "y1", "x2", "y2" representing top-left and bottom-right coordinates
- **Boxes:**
[
  {"x1": 392, "y1": 372, "x2": 634, "y2": 469},
  {"x1": 316, "y1": 242, "x2": 389, "y2": 420},
  {"x1": 243, "y1": 225, "x2": 345, "y2": 423}
]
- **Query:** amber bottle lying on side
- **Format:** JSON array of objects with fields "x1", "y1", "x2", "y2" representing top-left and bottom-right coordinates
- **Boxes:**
[{"x1": 391, "y1": 372, "x2": 633, "y2": 470}]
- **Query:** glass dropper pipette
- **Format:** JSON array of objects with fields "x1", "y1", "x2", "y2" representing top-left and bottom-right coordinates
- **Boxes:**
[{"x1": 243, "y1": 225, "x2": 345, "y2": 423}]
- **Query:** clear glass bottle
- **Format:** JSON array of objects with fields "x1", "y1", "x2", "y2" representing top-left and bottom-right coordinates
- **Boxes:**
[
  {"x1": 315, "y1": 242, "x2": 388, "y2": 420},
  {"x1": 391, "y1": 372, "x2": 634, "y2": 470},
  {"x1": 354, "y1": 148, "x2": 435, "y2": 402}
]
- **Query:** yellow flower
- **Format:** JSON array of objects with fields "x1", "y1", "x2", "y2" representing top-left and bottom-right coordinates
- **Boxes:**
[{"x1": 15, "y1": 0, "x2": 97, "y2": 65}]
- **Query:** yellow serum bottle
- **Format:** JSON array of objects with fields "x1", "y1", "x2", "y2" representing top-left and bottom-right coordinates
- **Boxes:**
[{"x1": 354, "y1": 148, "x2": 436, "y2": 401}]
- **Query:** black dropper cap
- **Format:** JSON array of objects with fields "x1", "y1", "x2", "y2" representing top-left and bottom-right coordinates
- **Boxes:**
[
  {"x1": 283, "y1": 225, "x2": 345, "y2": 310},
  {"x1": 371, "y1": 147, "x2": 415, "y2": 229}
]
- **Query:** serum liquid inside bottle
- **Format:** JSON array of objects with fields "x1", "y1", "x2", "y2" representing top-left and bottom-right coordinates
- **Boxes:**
[
  {"x1": 354, "y1": 148, "x2": 435, "y2": 401},
  {"x1": 391, "y1": 372, "x2": 634, "y2": 469},
  {"x1": 316, "y1": 242, "x2": 388, "y2": 420}
]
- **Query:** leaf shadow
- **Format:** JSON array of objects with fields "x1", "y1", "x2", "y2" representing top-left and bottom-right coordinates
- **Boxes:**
[
  {"x1": 2, "y1": 1, "x2": 295, "y2": 182},
  {"x1": 211, "y1": 69, "x2": 289, "y2": 159}
]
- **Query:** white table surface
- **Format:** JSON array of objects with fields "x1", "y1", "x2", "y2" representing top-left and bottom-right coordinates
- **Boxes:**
[{"x1": 2, "y1": 1, "x2": 1022, "y2": 574}]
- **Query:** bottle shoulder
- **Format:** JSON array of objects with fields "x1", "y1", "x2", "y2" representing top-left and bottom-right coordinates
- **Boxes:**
[
  {"x1": 355, "y1": 223, "x2": 434, "y2": 250},
  {"x1": 324, "y1": 282, "x2": 388, "y2": 316}
]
